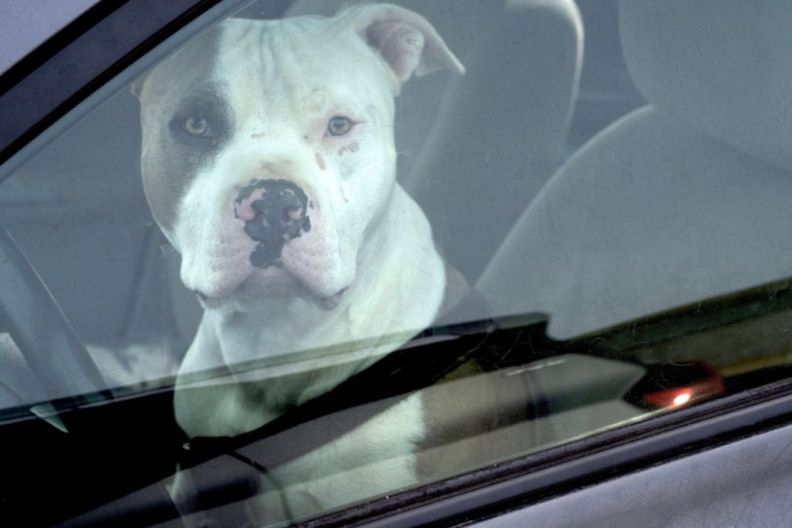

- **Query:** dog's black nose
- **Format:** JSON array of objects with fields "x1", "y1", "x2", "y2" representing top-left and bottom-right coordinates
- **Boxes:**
[{"x1": 234, "y1": 179, "x2": 312, "y2": 268}]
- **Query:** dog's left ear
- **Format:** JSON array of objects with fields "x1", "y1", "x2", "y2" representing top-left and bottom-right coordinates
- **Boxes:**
[{"x1": 342, "y1": 3, "x2": 465, "y2": 91}]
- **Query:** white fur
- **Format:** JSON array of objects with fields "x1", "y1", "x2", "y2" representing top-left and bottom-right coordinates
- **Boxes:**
[
  {"x1": 137, "y1": 4, "x2": 463, "y2": 516},
  {"x1": 174, "y1": 184, "x2": 446, "y2": 437}
]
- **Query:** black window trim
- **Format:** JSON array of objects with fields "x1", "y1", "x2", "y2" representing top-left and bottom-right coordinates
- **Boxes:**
[
  {"x1": 0, "y1": 0, "x2": 130, "y2": 93},
  {"x1": 0, "y1": 0, "x2": 231, "y2": 168}
]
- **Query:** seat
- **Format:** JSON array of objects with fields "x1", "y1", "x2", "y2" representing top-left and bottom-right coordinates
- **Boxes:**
[
  {"x1": 287, "y1": 0, "x2": 583, "y2": 281},
  {"x1": 479, "y1": 0, "x2": 792, "y2": 338},
  {"x1": 0, "y1": 91, "x2": 186, "y2": 390}
]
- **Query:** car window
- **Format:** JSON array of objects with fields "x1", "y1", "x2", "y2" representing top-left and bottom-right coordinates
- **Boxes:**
[{"x1": 2, "y1": 0, "x2": 792, "y2": 526}]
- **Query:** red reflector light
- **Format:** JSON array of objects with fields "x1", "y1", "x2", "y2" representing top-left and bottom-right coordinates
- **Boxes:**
[{"x1": 642, "y1": 377, "x2": 725, "y2": 410}]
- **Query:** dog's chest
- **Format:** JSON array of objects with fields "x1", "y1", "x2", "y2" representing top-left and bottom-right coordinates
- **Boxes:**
[{"x1": 247, "y1": 391, "x2": 426, "y2": 520}]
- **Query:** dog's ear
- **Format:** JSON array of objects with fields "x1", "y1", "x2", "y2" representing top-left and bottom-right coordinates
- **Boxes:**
[{"x1": 341, "y1": 3, "x2": 464, "y2": 91}]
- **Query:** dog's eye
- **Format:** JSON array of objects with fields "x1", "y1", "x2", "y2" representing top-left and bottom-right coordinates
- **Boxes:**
[
  {"x1": 326, "y1": 116, "x2": 353, "y2": 137},
  {"x1": 182, "y1": 116, "x2": 212, "y2": 138}
]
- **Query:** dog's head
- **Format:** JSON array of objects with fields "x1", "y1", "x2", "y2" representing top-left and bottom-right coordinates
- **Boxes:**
[{"x1": 134, "y1": 4, "x2": 463, "y2": 310}]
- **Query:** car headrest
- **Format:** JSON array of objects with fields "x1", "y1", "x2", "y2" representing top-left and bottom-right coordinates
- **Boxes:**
[
  {"x1": 620, "y1": 0, "x2": 792, "y2": 172},
  {"x1": 287, "y1": 0, "x2": 583, "y2": 280}
]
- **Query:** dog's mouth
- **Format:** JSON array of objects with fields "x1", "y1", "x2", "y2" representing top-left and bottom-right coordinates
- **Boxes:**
[{"x1": 195, "y1": 271, "x2": 348, "y2": 311}]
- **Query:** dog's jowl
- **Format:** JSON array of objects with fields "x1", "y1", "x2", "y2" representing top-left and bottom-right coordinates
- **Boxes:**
[{"x1": 134, "y1": 2, "x2": 464, "y2": 514}]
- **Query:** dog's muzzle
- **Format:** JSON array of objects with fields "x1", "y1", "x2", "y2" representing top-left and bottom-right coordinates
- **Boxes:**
[{"x1": 234, "y1": 179, "x2": 312, "y2": 268}]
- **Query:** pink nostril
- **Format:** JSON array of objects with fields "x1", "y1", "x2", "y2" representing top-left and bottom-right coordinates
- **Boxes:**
[
  {"x1": 234, "y1": 188, "x2": 266, "y2": 222},
  {"x1": 286, "y1": 207, "x2": 303, "y2": 222}
]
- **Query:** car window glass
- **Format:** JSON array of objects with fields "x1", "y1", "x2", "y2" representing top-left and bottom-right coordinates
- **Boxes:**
[{"x1": 2, "y1": 1, "x2": 792, "y2": 526}]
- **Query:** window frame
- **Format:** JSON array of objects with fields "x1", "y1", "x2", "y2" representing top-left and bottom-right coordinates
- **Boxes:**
[
  {"x1": 0, "y1": 0, "x2": 240, "y2": 168},
  {"x1": 308, "y1": 380, "x2": 792, "y2": 527}
]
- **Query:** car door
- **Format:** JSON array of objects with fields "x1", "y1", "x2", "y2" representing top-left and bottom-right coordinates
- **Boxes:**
[{"x1": 2, "y1": 1, "x2": 792, "y2": 527}]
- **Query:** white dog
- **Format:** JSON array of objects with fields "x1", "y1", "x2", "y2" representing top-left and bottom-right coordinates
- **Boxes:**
[{"x1": 134, "y1": 2, "x2": 464, "y2": 516}]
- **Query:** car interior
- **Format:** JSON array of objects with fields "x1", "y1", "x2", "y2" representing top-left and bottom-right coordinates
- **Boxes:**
[
  {"x1": 2, "y1": 0, "x2": 792, "y2": 526},
  {"x1": 479, "y1": 0, "x2": 792, "y2": 339}
]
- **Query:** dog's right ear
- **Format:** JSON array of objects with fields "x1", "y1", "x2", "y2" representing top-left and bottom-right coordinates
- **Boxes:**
[{"x1": 339, "y1": 3, "x2": 465, "y2": 93}]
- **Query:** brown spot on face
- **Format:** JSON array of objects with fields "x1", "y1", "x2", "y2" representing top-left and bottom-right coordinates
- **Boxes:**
[
  {"x1": 315, "y1": 152, "x2": 326, "y2": 171},
  {"x1": 258, "y1": 160, "x2": 293, "y2": 177},
  {"x1": 338, "y1": 141, "x2": 360, "y2": 157}
]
